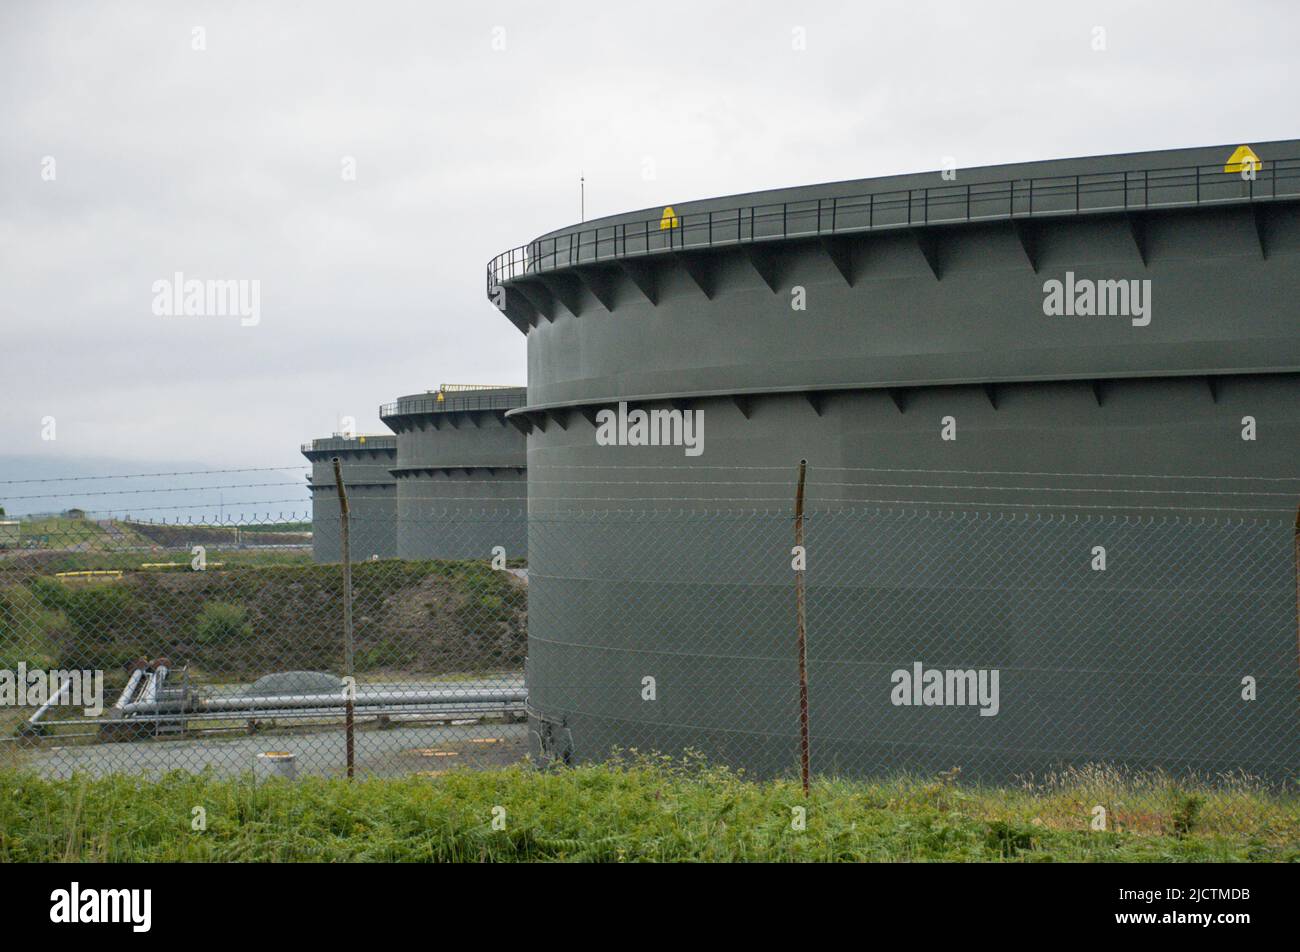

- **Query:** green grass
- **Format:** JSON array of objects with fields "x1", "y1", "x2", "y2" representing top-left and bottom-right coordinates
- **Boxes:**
[
  {"x1": 0, "y1": 583, "x2": 64, "y2": 668},
  {"x1": 237, "y1": 522, "x2": 312, "y2": 533},
  {"x1": 15, "y1": 517, "x2": 114, "y2": 542},
  {"x1": 0, "y1": 516, "x2": 310, "y2": 565},
  {"x1": 1, "y1": 757, "x2": 1296, "y2": 862},
  {"x1": 7, "y1": 517, "x2": 162, "y2": 550}
]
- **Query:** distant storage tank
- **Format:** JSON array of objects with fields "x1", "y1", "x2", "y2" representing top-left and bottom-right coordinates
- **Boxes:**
[
  {"x1": 380, "y1": 385, "x2": 528, "y2": 560},
  {"x1": 301, "y1": 435, "x2": 397, "y2": 562},
  {"x1": 489, "y1": 141, "x2": 1300, "y2": 781}
]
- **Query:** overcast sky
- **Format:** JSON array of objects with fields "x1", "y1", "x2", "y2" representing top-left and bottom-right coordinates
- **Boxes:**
[{"x1": 3, "y1": 0, "x2": 1297, "y2": 475}]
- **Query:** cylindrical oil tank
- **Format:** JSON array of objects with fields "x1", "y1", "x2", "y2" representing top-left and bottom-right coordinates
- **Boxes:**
[
  {"x1": 489, "y1": 141, "x2": 1300, "y2": 782},
  {"x1": 301, "y1": 435, "x2": 397, "y2": 562},
  {"x1": 380, "y1": 385, "x2": 528, "y2": 560}
]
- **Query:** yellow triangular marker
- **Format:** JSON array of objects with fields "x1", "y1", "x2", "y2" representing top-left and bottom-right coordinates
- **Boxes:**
[
  {"x1": 659, "y1": 205, "x2": 680, "y2": 230},
  {"x1": 1223, "y1": 145, "x2": 1262, "y2": 174},
  {"x1": 358, "y1": 436, "x2": 366, "y2": 444}
]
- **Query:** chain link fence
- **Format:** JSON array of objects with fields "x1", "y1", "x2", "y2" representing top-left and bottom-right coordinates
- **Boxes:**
[
  {"x1": 527, "y1": 507, "x2": 1299, "y2": 785},
  {"x1": 3, "y1": 473, "x2": 1298, "y2": 831},
  {"x1": 0, "y1": 509, "x2": 528, "y2": 779}
]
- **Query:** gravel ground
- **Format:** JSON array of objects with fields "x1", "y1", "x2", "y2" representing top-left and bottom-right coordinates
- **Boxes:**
[{"x1": 22, "y1": 719, "x2": 530, "y2": 779}]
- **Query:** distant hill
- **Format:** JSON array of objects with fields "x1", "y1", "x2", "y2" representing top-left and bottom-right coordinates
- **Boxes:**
[{"x1": 0, "y1": 454, "x2": 311, "y2": 523}]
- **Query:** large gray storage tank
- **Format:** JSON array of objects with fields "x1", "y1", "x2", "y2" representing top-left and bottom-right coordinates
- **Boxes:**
[
  {"x1": 301, "y1": 435, "x2": 398, "y2": 562},
  {"x1": 489, "y1": 141, "x2": 1300, "y2": 782},
  {"x1": 380, "y1": 385, "x2": 528, "y2": 560}
]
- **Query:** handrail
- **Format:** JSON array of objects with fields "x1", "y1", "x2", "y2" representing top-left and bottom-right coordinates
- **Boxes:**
[
  {"x1": 437, "y1": 383, "x2": 520, "y2": 392},
  {"x1": 486, "y1": 156, "x2": 1300, "y2": 292},
  {"x1": 300, "y1": 436, "x2": 397, "y2": 453},
  {"x1": 379, "y1": 391, "x2": 528, "y2": 418}
]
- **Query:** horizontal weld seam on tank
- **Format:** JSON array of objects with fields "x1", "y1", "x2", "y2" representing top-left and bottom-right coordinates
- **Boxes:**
[
  {"x1": 526, "y1": 634, "x2": 794, "y2": 663},
  {"x1": 414, "y1": 476, "x2": 1300, "y2": 498},
  {"x1": 522, "y1": 494, "x2": 1299, "y2": 513},
  {"x1": 529, "y1": 704, "x2": 816, "y2": 741},
  {"x1": 523, "y1": 635, "x2": 1248, "y2": 679},
  {"x1": 523, "y1": 460, "x2": 1300, "y2": 482},
  {"x1": 506, "y1": 369, "x2": 1300, "y2": 417}
]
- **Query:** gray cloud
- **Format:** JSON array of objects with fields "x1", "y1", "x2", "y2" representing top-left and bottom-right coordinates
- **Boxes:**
[{"x1": 2, "y1": 0, "x2": 1296, "y2": 468}]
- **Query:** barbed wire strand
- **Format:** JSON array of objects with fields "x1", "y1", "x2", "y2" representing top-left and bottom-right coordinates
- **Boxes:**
[
  {"x1": 0, "y1": 465, "x2": 308, "y2": 486},
  {"x1": 2, "y1": 481, "x2": 306, "y2": 501}
]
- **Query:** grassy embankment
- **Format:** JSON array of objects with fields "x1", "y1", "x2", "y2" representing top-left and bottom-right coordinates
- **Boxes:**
[{"x1": 1, "y1": 758, "x2": 1296, "y2": 862}]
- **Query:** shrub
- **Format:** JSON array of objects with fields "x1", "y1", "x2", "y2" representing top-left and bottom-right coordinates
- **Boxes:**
[
  {"x1": 1171, "y1": 793, "x2": 1206, "y2": 837},
  {"x1": 359, "y1": 639, "x2": 404, "y2": 671},
  {"x1": 195, "y1": 602, "x2": 252, "y2": 645},
  {"x1": 31, "y1": 579, "x2": 143, "y2": 670}
]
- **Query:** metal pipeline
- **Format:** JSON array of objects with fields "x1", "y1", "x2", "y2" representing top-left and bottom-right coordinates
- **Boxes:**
[
  {"x1": 120, "y1": 685, "x2": 526, "y2": 716},
  {"x1": 110, "y1": 669, "x2": 146, "y2": 711},
  {"x1": 25, "y1": 675, "x2": 74, "y2": 727},
  {"x1": 142, "y1": 666, "x2": 168, "y2": 706},
  {"x1": 130, "y1": 702, "x2": 523, "y2": 723}
]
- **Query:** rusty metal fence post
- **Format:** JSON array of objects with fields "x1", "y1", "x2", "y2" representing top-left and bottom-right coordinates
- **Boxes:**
[
  {"x1": 794, "y1": 459, "x2": 810, "y2": 794},
  {"x1": 331, "y1": 457, "x2": 355, "y2": 779},
  {"x1": 1294, "y1": 503, "x2": 1300, "y2": 689}
]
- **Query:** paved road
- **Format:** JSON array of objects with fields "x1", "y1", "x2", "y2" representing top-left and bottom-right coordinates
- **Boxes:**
[{"x1": 26, "y1": 720, "x2": 529, "y2": 779}]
